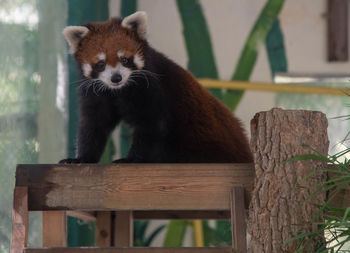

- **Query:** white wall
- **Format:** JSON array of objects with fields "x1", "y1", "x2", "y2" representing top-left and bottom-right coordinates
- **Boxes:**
[
  {"x1": 109, "y1": 0, "x2": 350, "y2": 246},
  {"x1": 110, "y1": 0, "x2": 350, "y2": 138}
]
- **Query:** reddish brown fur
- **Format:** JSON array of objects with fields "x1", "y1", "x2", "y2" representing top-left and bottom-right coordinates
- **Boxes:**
[
  {"x1": 75, "y1": 19, "x2": 144, "y2": 68},
  {"x1": 61, "y1": 16, "x2": 253, "y2": 164},
  {"x1": 163, "y1": 65, "x2": 252, "y2": 162}
]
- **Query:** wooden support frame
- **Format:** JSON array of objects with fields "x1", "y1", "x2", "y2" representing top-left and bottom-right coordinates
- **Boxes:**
[
  {"x1": 231, "y1": 187, "x2": 247, "y2": 253},
  {"x1": 11, "y1": 186, "x2": 28, "y2": 253},
  {"x1": 13, "y1": 161, "x2": 349, "y2": 252},
  {"x1": 15, "y1": 163, "x2": 254, "y2": 211},
  {"x1": 43, "y1": 211, "x2": 67, "y2": 247},
  {"x1": 24, "y1": 248, "x2": 232, "y2": 253},
  {"x1": 96, "y1": 212, "x2": 112, "y2": 247},
  {"x1": 113, "y1": 211, "x2": 133, "y2": 247}
]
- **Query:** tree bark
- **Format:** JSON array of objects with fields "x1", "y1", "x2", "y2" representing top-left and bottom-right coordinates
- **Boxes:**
[{"x1": 248, "y1": 108, "x2": 329, "y2": 253}]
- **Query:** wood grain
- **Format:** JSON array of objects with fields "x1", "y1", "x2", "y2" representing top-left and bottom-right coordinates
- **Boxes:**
[
  {"x1": 113, "y1": 211, "x2": 133, "y2": 247},
  {"x1": 24, "y1": 247, "x2": 232, "y2": 253},
  {"x1": 16, "y1": 163, "x2": 254, "y2": 211},
  {"x1": 231, "y1": 187, "x2": 247, "y2": 253},
  {"x1": 10, "y1": 187, "x2": 28, "y2": 253},
  {"x1": 96, "y1": 212, "x2": 112, "y2": 247},
  {"x1": 248, "y1": 108, "x2": 329, "y2": 252},
  {"x1": 43, "y1": 211, "x2": 67, "y2": 247}
]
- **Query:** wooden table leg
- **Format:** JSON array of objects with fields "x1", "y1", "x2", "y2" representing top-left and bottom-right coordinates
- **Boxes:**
[
  {"x1": 113, "y1": 211, "x2": 133, "y2": 247},
  {"x1": 11, "y1": 187, "x2": 28, "y2": 253},
  {"x1": 231, "y1": 187, "x2": 247, "y2": 253},
  {"x1": 43, "y1": 211, "x2": 67, "y2": 247},
  {"x1": 96, "y1": 211, "x2": 112, "y2": 246}
]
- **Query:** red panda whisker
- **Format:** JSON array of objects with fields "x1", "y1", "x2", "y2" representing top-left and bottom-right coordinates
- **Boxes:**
[
  {"x1": 137, "y1": 69, "x2": 162, "y2": 76},
  {"x1": 92, "y1": 81, "x2": 99, "y2": 96},
  {"x1": 134, "y1": 69, "x2": 162, "y2": 79},
  {"x1": 70, "y1": 78, "x2": 89, "y2": 85},
  {"x1": 130, "y1": 71, "x2": 158, "y2": 85},
  {"x1": 77, "y1": 80, "x2": 91, "y2": 89}
]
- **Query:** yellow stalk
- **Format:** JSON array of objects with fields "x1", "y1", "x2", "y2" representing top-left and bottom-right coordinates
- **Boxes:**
[
  {"x1": 193, "y1": 220, "x2": 204, "y2": 247},
  {"x1": 199, "y1": 78, "x2": 347, "y2": 96}
]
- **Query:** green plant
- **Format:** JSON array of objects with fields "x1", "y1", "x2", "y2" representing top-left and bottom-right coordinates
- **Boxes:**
[
  {"x1": 134, "y1": 221, "x2": 166, "y2": 246},
  {"x1": 288, "y1": 148, "x2": 350, "y2": 252}
]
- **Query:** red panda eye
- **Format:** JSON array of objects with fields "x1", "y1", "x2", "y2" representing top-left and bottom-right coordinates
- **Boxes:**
[
  {"x1": 94, "y1": 61, "x2": 106, "y2": 72},
  {"x1": 121, "y1": 57, "x2": 129, "y2": 65}
]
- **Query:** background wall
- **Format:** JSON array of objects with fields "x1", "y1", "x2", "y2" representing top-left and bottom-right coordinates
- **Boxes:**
[
  {"x1": 110, "y1": 0, "x2": 350, "y2": 246},
  {"x1": 111, "y1": 0, "x2": 350, "y2": 153},
  {"x1": 1, "y1": 0, "x2": 350, "y2": 250}
]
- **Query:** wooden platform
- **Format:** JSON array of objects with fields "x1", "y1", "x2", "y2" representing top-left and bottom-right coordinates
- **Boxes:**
[{"x1": 11, "y1": 163, "x2": 254, "y2": 253}]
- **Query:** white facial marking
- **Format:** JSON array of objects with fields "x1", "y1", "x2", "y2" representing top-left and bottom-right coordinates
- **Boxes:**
[
  {"x1": 97, "y1": 52, "x2": 106, "y2": 61},
  {"x1": 134, "y1": 53, "x2": 144, "y2": 69},
  {"x1": 117, "y1": 50, "x2": 125, "y2": 58},
  {"x1": 98, "y1": 63, "x2": 132, "y2": 89},
  {"x1": 82, "y1": 63, "x2": 92, "y2": 77}
]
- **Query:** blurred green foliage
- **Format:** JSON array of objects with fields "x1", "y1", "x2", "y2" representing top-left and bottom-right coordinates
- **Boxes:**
[{"x1": 0, "y1": 7, "x2": 40, "y2": 251}]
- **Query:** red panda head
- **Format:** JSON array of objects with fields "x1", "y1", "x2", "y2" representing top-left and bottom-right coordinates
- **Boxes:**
[{"x1": 63, "y1": 11, "x2": 147, "y2": 89}]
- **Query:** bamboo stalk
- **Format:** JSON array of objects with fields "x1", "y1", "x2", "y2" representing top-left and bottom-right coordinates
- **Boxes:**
[{"x1": 193, "y1": 220, "x2": 204, "y2": 247}]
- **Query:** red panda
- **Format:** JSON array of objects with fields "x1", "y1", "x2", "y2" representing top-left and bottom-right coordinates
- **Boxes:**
[{"x1": 60, "y1": 11, "x2": 252, "y2": 163}]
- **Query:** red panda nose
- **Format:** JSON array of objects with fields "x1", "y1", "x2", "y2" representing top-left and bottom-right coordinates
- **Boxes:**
[{"x1": 111, "y1": 73, "x2": 122, "y2": 83}]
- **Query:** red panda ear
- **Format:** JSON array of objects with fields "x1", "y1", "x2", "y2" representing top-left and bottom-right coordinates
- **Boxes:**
[
  {"x1": 62, "y1": 26, "x2": 89, "y2": 54},
  {"x1": 121, "y1": 11, "x2": 148, "y2": 40}
]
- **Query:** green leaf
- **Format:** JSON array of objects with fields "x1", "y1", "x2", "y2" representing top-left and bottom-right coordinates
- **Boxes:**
[
  {"x1": 163, "y1": 220, "x2": 188, "y2": 246},
  {"x1": 144, "y1": 224, "x2": 166, "y2": 246},
  {"x1": 266, "y1": 19, "x2": 287, "y2": 77},
  {"x1": 286, "y1": 154, "x2": 330, "y2": 163},
  {"x1": 223, "y1": 0, "x2": 286, "y2": 111},
  {"x1": 176, "y1": 0, "x2": 221, "y2": 99}
]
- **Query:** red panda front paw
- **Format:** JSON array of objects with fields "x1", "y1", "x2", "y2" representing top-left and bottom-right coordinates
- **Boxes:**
[{"x1": 59, "y1": 158, "x2": 81, "y2": 164}]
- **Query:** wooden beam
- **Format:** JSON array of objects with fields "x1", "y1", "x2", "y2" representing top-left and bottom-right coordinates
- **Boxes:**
[
  {"x1": 24, "y1": 247, "x2": 232, "y2": 253},
  {"x1": 328, "y1": 0, "x2": 348, "y2": 61},
  {"x1": 42, "y1": 211, "x2": 67, "y2": 247},
  {"x1": 16, "y1": 163, "x2": 254, "y2": 211},
  {"x1": 113, "y1": 211, "x2": 133, "y2": 247},
  {"x1": 96, "y1": 212, "x2": 112, "y2": 247},
  {"x1": 133, "y1": 210, "x2": 230, "y2": 220},
  {"x1": 10, "y1": 187, "x2": 28, "y2": 253},
  {"x1": 231, "y1": 187, "x2": 247, "y2": 253}
]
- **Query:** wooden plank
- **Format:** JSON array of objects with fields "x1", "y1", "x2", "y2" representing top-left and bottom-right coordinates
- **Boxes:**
[
  {"x1": 328, "y1": 0, "x2": 348, "y2": 61},
  {"x1": 10, "y1": 186, "x2": 28, "y2": 253},
  {"x1": 24, "y1": 247, "x2": 232, "y2": 253},
  {"x1": 133, "y1": 210, "x2": 230, "y2": 220},
  {"x1": 42, "y1": 211, "x2": 66, "y2": 247},
  {"x1": 16, "y1": 163, "x2": 254, "y2": 211},
  {"x1": 113, "y1": 211, "x2": 133, "y2": 247},
  {"x1": 96, "y1": 212, "x2": 112, "y2": 247},
  {"x1": 231, "y1": 187, "x2": 246, "y2": 253}
]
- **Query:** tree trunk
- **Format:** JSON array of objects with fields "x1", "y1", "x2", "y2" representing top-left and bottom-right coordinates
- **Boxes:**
[{"x1": 248, "y1": 108, "x2": 329, "y2": 253}]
